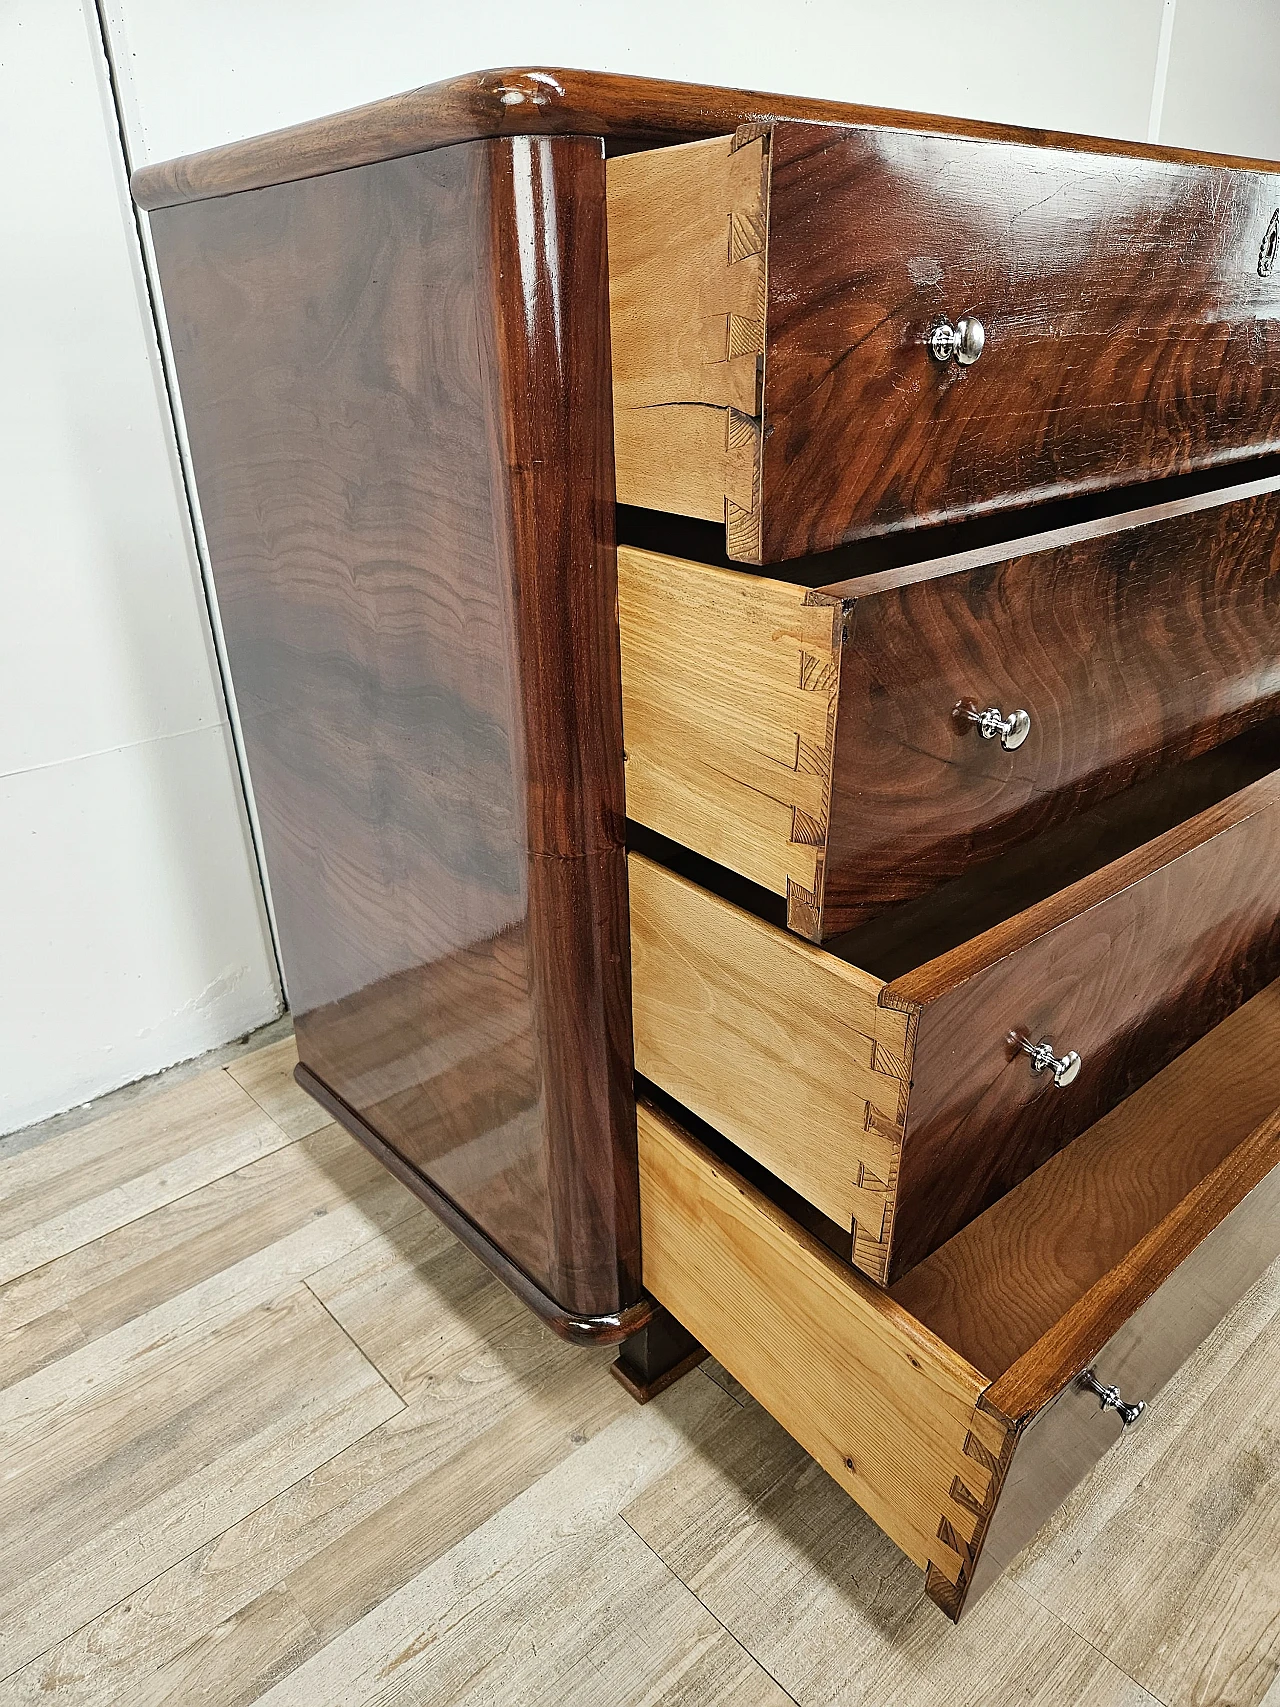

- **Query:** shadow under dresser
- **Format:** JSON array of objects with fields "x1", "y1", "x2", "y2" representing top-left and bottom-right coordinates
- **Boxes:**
[{"x1": 132, "y1": 67, "x2": 1280, "y2": 1619}]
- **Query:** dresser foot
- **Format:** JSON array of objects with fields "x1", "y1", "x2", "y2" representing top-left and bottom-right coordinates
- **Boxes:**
[{"x1": 611, "y1": 1309, "x2": 707, "y2": 1404}]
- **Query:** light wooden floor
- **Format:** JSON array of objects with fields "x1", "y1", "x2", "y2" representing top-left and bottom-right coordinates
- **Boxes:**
[{"x1": 3, "y1": 1035, "x2": 1280, "y2": 1706}]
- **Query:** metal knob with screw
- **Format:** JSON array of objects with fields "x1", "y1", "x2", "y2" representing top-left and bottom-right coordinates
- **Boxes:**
[
  {"x1": 1078, "y1": 1368, "x2": 1145, "y2": 1427},
  {"x1": 1019, "y1": 1036, "x2": 1082, "y2": 1088},
  {"x1": 930, "y1": 316, "x2": 985, "y2": 365},
  {"x1": 962, "y1": 703, "x2": 1031, "y2": 750}
]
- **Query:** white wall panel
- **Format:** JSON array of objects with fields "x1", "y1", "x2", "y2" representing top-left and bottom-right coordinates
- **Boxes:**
[
  {"x1": 1158, "y1": 0, "x2": 1280, "y2": 159},
  {"x1": 2, "y1": 729, "x2": 281, "y2": 1132},
  {"x1": 0, "y1": 0, "x2": 280, "y2": 1132},
  {"x1": 104, "y1": 0, "x2": 1168, "y2": 168}
]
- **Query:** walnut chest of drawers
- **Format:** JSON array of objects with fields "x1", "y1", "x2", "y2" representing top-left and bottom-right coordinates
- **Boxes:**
[{"x1": 134, "y1": 67, "x2": 1280, "y2": 1620}]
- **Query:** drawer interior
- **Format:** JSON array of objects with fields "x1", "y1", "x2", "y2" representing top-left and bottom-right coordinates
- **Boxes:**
[
  {"x1": 830, "y1": 720, "x2": 1280, "y2": 982},
  {"x1": 639, "y1": 982, "x2": 1280, "y2": 1615},
  {"x1": 890, "y1": 979, "x2": 1280, "y2": 1391},
  {"x1": 631, "y1": 720, "x2": 1280, "y2": 1281}
]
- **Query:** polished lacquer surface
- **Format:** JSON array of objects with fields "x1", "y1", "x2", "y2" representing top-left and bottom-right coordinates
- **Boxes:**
[
  {"x1": 757, "y1": 121, "x2": 1280, "y2": 560},
  {"x1": 815, "y1": 479, "x2": 1280, "y2": 934},
  {"x1": 151, "y1": 135, "x2": 642, "y2": 1330}
]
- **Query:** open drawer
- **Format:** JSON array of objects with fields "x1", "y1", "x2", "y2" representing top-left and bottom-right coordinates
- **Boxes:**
[
  {"x1": 607, "y1": 122, "x2": 1280, "y2": 564},
  {"x1": 638, "y1": 980, "x2": 1280, "y2": 1619},
  {"x1": 630, "y1": 735, "x2": 1280, "y2": 1282},
  {"x1": 618, "y1": 475, "x2": 1280, "y2": 941}
]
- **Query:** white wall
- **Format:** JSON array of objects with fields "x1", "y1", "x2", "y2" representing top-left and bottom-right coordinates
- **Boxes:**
[
  {"x1": 97, "y1": 0, "x2": 1280, "y2": 170},
  {"x1": 0, "y1": 0, "x2": 282, "y2": 1134},
  {"x1": 1159, "y1": 0, "x2": 1280, "y2": 160}
]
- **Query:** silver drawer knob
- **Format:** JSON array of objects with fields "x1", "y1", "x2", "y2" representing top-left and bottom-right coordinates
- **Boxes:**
[
  {"x1": 1020, "y1": 1036, "x2": 1082, "y2": 1087},
  {"x1": 1078, "y1": 1368, "x2": 1145, "y2": 1427},
  {"x1": 962, "y1": 703, "x2": 1031, "y2": 750},
  {"x1": 930, "y1": 315, "x2": 985, "y2": 365}
]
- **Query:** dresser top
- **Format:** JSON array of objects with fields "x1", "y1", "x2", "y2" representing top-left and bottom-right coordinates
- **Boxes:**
[{"x1": 130, "y1": 64, "x2": 1280, "y2": 212}]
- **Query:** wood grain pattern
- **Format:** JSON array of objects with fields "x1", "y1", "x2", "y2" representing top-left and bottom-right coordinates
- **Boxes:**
[
  {"x1": 610, "y1": 119, "x2": 1280, "y2": 562},
  {"x1": 759, "y1": 121, "x2": 1280, "y2": 559},
  {"x1": 633, "y1": 757, "x2": 1280, "y2": 1281},
  {"x1": 0, "y1": 1068, "x2": 289, "y2": 1287},
  {"x1": 621, "y1": 478, "x2": 1280, "y2": 939},
  {"x1": 9, "y1": 1031, "x2": 1280, "y2": 1674},
  {"x1": 887, "y1": 765, "x2": 1280, "y2": 1276},
  {"x1": 0, "y1": 1120, "x2": 418, "y2": 1391},
  {"x1": 225, "y1": 1035, "x2": 334, "y2": 1140},
  {"x1": 986, "y1": 1104, "x2": 1280, "y2": 1425},
  {"x1": 639, "y1": 1010, "x2": 1280, "y2": 1619},
  {"x1": 818, "y1": 481, "x2": 1280, "y2": 933},
  {"x1": 637, "y1": 1099, "x2": 1009, "y2": 1588},
  {"x1": 0, "y1": 1277, "x2": 403, "y2": 1678},
  {"x1": 628, "y1": 854, "x2": 909, "y2": 1281},
  {"x1": 149, "y1": 136, "x2": 640, "y2": 1327},
  {"x1": 609, "y1": 133, "x2": 766, "y2": 553},
  {"x1": 131, "y1": 65, "x2": 1280, "y2": 212},
  {"x1": 891, "y1": 981, "x2": 1280, "y2": 1382},
  {"x1": 618, "y1": 547, "x2": 843, "y2": 913}
]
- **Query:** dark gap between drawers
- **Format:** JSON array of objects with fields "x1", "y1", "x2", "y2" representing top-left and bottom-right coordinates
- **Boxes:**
[
  {"x1": 618, "y1": 453, "x2": 1280, "y2": 585},
  {"x1": 828, "y1": 720, "x2": 1280, "y2": 982},
  {"x1": 890, "y1": 979, "x2": 1280, "y2": 1382},
  {"x1": 628, "y1": 720, "x2": 1280, "y2": 983},
  {"x1": 641, "y1": 985, "x2": 1280, "y2": 1392},
  {"x1": 636, "y1": 1074, "x2": 855, "y2": 1264},
  {"x1": 625, "y1": 820, "x2": 788, "y2": 928}
]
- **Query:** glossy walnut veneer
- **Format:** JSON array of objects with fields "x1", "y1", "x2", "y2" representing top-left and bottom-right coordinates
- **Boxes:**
[
  {"x1": 608, "y1": 123, "x2": 1280, "y2": 561},
  {"x1": 132, "y1": 65, "x2": 1280, "y2": 213},
  {"x1": 148, "y1": 135, "x2": 645, "y2": 1338},
  {"x1": 639, "y1": 980, "x2": 1280, "y2": 1619},
  {"x1": 631, "y1": 737, "x2": 1280, "y2": 1283},
  {"x1": 620, "y1": 474, "x2": 1280, "y2": 939}
]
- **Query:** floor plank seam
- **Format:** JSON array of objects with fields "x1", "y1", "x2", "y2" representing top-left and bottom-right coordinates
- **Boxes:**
[
  {"x1": 0, "y1": 1137, "x2": 313, "y2": 1293},
  {"x1": 1015, "y1": 1577, "x2": 1166, "y2": 1705},
  {"x1": 0, "y1": 1375, "x2": 411, "y2": 1693},
  {"x1": 301, "y1": 1276, "x2": 413, "y2": 1406},
  {"x1": 219, "y1": 1065, "x2": 310, "y2": 1139},
  {"x1": 618, "y1": 1512, "x2": 804, "y2": 1706}
]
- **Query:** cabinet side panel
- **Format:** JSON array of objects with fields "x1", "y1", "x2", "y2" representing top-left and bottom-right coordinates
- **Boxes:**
[{"x1": 150, "y1": 137, "x2": 639, "y2": 1321}]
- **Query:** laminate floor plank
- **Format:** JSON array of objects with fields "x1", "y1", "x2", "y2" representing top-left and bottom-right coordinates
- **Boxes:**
[
  {"x1": 1, "y1": 1248, "x2": 627, "y2": 1706},
  {"x1": 250, "y1": 1377, "x2": 786, "y2": 1707},
  {"x1": 0, "y1": 1279, "x2": 401, "y2": 1679},
  {"x1": 4, "y1": 1034, "x2": 1280, "y2": 1707},
  {"x1": 0, "y1": 1067, "x2": 293, "y2": 1285},
  {"x1": 307, "y1": 1208, "x2": 541, "y2": 1400},
  {"x1": 0, "y1": 1301, "x2": 85, "y2": 1388},
  {"x1": 623, "y1": 1391, "x2": 1153, "y2": 1706},
  {"x1": 226, "y1": 1036, "x2": 331, "y2": 1141},
  {"x1": 624, "y1": 1267, "x2": 1280, "y2": 1707},
  {"x1": 1012, "y1": 1270, "x2": 1280, "y2": 1707},
  {"x1": 0, "y1": 1121, "x2": 419, "y2": 1389}
]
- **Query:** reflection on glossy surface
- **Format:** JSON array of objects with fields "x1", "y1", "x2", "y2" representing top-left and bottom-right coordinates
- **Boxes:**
[
  {"x1": 151, "y1": 133, "x2": 639, "y2": 1326},
  {"x1": 763, "y1": 122, "x2": 1280, "y2": 559},
  {"x1": 818, "y1": 482, "x2": 1280, "y2": 934}
]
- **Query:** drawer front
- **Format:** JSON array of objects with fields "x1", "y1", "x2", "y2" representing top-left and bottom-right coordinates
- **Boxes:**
[
  {"x1": 820, "y1": 484, "x2": 1280, "y2": 935},
  {"x1": 891, "y1": 772, "x2": 1280, "y2": 1276},
  {"x1": 619, "y1": 480, "x2": 1280, "y2": 942},
  {"x1": 964, "y1": 1149, "x2": 1280, "y2": 1608},
  {"x1": 632, "y1": 771, "x2": 1280, "y2": 1284},
  {"x1": 609, "y1": 126, "x2": 1280, "y2": 564}
]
